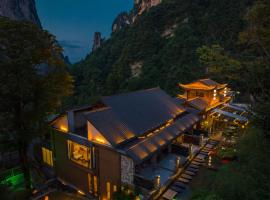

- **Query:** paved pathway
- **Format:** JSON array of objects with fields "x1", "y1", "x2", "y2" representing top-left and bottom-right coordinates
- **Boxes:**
[{"x1": 160, "y1": 139, "x2": 219, "y2": 200}]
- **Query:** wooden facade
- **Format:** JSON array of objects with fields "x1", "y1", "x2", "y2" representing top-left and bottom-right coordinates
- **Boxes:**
[{"x1": 51, "y1": 127, "x2": 122, "y2": 199}]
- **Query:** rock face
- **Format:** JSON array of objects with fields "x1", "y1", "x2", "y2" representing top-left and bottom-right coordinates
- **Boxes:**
[
  {"x1": 112, "y1": 0, "x2": 162, "y2": 32},
  {"x1": 0, "y1": 0, "x2": 41, "y2": 27},
  {"x1": 130, "y1": 61, "x2": 143, "y2": 78},
  {"x1": 134, "y1": 0, "x2": 162, "y2": 16},
  {"x1": 112, "y1": 12, "x2": 132, "y2": 33},
  {"x1": 92, "y1": 32, "x2": 103, "y2": 52}
]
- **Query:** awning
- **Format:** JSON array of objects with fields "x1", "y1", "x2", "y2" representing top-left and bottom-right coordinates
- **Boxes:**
[
  {"x1": 124, "y1": 113, "x2": 201, "y2": 164},
  {"x1": 224, "y1": 104, "x2": 246, "y2": 112},
  {"x1": 211, "y1": 108, "x2": 248, "y2": 123}
]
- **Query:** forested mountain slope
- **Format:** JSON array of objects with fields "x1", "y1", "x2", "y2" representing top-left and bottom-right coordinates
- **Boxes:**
[{"x1": 71, "y1": 0, "x2": 253, "y2": 104}]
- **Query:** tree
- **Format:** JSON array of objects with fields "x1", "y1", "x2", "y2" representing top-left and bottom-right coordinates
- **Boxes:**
[
  {"x1": 0, "y1": 17, "x2": 73, "y2": 189},
  {"x1": 194, "y1": 1, "x2": 270, "y2": 199},
  {"x1": 197, "y1": 0, "x2": 270, "y2": 130}
]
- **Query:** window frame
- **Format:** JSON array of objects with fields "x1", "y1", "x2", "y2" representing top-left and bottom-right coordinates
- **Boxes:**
[
  {"x1": 42, "y1": 147, "x2": 53, "y2": 166},
  {"x1": 67, "y1": 140, "x2": 92, "y2": 169}
]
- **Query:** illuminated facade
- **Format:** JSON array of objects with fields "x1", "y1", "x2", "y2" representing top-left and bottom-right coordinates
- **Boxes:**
[
  {"x1": 42, "y1": 88, "x2": 202, "y2": 199},
  {"x1": 178, "y1": 79, "x2": 248, "y2": 134},
  {"x1": 40, "y1": 81, "x2": 248, "y2": 199}
]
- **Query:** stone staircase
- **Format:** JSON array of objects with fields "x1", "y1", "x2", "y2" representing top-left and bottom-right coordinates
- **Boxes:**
[{"x1": 161, "y1": 139, "x2": 219, "y2": 200}]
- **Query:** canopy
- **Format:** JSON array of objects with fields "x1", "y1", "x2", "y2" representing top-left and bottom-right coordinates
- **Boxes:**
[
  {"x1": 211, "y1": 108, "x2": 248, "y2": 123},
  {"x1": 124, "y1": 113, "x2": 201, "y2": 164}
]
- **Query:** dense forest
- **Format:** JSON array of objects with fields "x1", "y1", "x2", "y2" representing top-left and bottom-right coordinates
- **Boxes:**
[{"x1": 70, "y1": 0, "x2": 253, "y2": 105}]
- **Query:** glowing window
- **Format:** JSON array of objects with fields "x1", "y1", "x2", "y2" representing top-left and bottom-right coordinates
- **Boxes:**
[
  {"x1": 106, "y1": 182, "x2": 111, "y2": 199},
  {"x1": 68, "y1": 141, "x2": 91, "y2": 168},
  {"x1": 113, "y1": 185, "x2": 117, "y2": 192},
  {"x1": 42, "y1": 147, "x2": 53, "y2": 166},
  {"x1": 94, "y1": 176, "x2": 98, "y2": 196}
]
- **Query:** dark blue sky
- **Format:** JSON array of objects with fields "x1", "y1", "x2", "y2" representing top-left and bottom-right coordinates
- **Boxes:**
[{"x1": 36, "y1": 0, "x2": 133, "y2": 63}]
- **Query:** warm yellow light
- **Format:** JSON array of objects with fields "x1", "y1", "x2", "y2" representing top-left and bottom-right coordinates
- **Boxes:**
[
  {"x1": 214, "y1": 90, "x2": 217, "y2": 93},
  {"x1": 95, "y1": 138, "x2": 105, "y2": 143},
  {"x1": 60, "y1": 125, "x2": 68, "y2": 132},
  {"x1": 44, "y1": 196, "x2": 49, "y2": 200},
  {"x1": 168, "y1": 119, "x2": 173, "y2": 123},
  {"x1": 78, "y1": 190, "x2": 85, "y2": 195}
]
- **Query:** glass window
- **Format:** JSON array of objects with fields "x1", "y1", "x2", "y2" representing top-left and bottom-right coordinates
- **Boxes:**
[
  {"x1": 42, "y1": 147, "x2": 53, "y2": 166},
  {"x1": 106, "y1": 182, "x2": 111, "y2": 199},
  {"x1": 113, "y1": 185, "x2": 117, "y2": 192},
  {"x1": 94, "y1": 176, "x2": 98, "y2": 196},
  {"x1": 68, "y1": 141, "x2": 91, "y2": 168}
]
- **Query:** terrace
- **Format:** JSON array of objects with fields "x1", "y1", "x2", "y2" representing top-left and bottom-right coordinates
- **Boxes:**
[{"x1": 134, "y1": 136, "x2": 203, "y2": 192}]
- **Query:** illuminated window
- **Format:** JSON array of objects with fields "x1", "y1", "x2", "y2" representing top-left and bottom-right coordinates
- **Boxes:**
[
  {"x1": 113, "y1": 185, "x2": 117, "y2": 192},
  {"x1": 42, "y1": 147, "x2": 53, "y2": 166},
  {"x1": 106, "y1": 182, "x2": 111, "y2": 199},
  {"x1": 68, "y1": 141, "x2": 91, "y2": 168},
  {"x1": 94, "y1": 176, "x2": 98, "y2": 196},
  {"x1": 52, "y1": 115, "x2": 68, "y2": 133},
  {"x1": 92, "y1": 146, "x2": 96, "y2": 169}
]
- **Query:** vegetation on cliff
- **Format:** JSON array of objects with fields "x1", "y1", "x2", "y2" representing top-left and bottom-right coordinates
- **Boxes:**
[
  {"x1": 70, "y1": 0, "x2": 252, "y2": 105},
  {"x1": 192, "y1": 1, "x2": 270, "y2": 199}
]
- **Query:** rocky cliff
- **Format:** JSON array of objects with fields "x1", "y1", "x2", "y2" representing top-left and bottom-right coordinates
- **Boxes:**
[
  {"x1": 0, "y1": 0, "x2": 41, "y2": 27},
  {"x1": 72, "y1": 0, "x2": 251, "y2": 104},
  {"x1": 112, "y1": 0, "x2": 162, "y2": 32},
  {"x1": 112, "y1": 12, "x2": 132, "y2": 33},
  {"x1": 92, "y1": 32, "x2": 104, "y2": 52},
  {"x1": 134, "y1": 0, "x2": 162, "y2": 16}
]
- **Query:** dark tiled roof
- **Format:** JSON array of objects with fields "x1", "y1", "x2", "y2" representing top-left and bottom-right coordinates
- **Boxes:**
[
  {"x1": 101, "y1": 88, "x2": 185, "y2": 137},
  {"x1": 174, "y1": 97, "x2": 187, "y2": 106},
  {"x1": 188, "y1": 97, "x2": 209, "y2": 111},
  {"x1": 199, "y1": 79, "x2": 219, "y2": 87},
  {"x1": 124, "y1": 113, "x2": 201, "y2": 164},
  {"x1": 85, "y1": 108, "x2": 135, "y2": 146}
]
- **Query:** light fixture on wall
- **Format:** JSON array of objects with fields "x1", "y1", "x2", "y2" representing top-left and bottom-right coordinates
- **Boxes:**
[
  {"x1": 224, "y1": 87, "x2": 227, "y2": 97},
  {"x1": 95, "y1": 138, "x2": 105, "y2": 144},
  {"x1": 213, "y1": 89, "x2": 217, "y2": 100},
  {"x1": 60, "y1": 125, "x2": 68, "y2": 133}
]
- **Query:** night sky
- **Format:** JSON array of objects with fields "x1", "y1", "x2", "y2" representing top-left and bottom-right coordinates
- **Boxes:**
[{"x1": 36, "y1": 0, "x2": 133, "y2": 63}]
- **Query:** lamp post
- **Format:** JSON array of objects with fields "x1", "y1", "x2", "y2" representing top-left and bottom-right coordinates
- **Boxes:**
[
  {"x1": 189, "y1": 144, "x2": 193, "y2": 160},
  {"x1": 154, "y1": 175, "x2": 160, "y2": 190},
  {"x1": 175, "y1": 156, "x2": 181, "y2": 172},
  {"x1": 208, "y1": 155, "x2": 212, "y2": 167},
  {"x1": 200, "y1": 134, "x2": 204, "y2": 147}
]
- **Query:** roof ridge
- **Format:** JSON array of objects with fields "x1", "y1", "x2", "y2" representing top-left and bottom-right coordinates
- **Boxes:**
[{"x1": 101, "y1": 87, "x2": 161, "y2": 100}]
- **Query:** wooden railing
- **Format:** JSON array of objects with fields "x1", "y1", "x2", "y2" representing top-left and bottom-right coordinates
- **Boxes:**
[{"x1": 134, "y1": 174, "x2": 154, "y2": 190}]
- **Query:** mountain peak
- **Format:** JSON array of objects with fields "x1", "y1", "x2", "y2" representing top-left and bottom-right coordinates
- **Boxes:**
[{"x1": 0, "y1": 0, "x2": 41, "y2": 27}]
